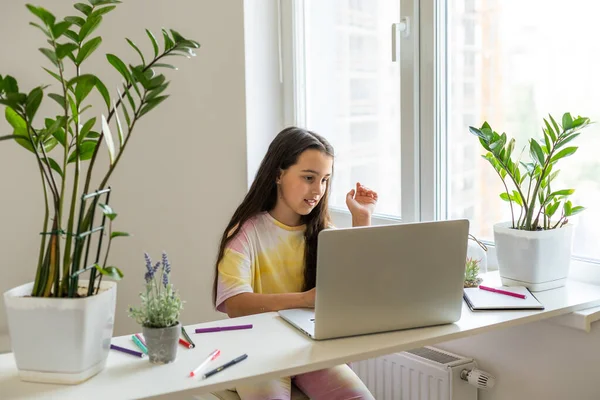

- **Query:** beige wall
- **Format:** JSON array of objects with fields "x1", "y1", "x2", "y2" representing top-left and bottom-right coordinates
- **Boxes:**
[{"x1": 0, "y1": 0, "x2": 246, "y2": 337}]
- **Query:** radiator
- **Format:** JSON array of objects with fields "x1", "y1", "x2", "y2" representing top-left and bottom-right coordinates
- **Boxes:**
[{"x1": 351, "y1": 346, "x2": 478, "y2": 400}]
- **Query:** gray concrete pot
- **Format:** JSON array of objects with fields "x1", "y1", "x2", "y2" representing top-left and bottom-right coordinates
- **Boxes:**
[{"x1": 142, "y1": 322, "x2": 180, "y2": 364}]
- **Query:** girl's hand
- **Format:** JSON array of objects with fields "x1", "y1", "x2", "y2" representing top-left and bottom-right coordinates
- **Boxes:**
[
  {"x1": 346, "y1": 182, "x2": 378, "y2": 221},
  {"x1": 302, "y1": 288, "x2": 316, "y2": 308}
]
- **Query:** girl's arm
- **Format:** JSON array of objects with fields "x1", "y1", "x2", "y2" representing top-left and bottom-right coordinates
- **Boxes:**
[{"x1": 224, "y1": 288, "x2": 315, "y2": 318}]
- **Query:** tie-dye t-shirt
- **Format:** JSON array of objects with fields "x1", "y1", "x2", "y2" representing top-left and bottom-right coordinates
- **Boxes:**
[{"x1": 216, "y1": 212, "x2": 306, "y2": 313}]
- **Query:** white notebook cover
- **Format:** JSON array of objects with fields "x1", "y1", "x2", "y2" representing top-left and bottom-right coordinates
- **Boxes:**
[{"x1": 463, "y1": 286, "x2": 544, "y2": 311}]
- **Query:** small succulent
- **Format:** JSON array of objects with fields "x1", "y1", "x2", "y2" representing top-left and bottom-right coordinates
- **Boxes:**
[
  {"x1": 464, "y1": 257, "x2": 483, "y2": 288},
  {"x1": 129, "y1": 252, "x2": 183, "y2": 328}
]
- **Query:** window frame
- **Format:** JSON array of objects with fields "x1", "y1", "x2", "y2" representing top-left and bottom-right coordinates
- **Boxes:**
[{"x1": 280, "y1": 0, "x2": 600, "y2": 265}]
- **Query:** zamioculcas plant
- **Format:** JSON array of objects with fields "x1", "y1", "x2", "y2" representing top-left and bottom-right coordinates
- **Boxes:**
[
  {"x1": 469, "y1": 113, "x2": 591, "y2": 231},
  {"x1": 0, "y1": 1, "x2": 199, "y2": 297}
]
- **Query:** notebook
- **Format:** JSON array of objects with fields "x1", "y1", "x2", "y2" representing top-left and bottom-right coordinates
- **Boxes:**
[{"x1": 463, "y1": 286, "x2": 544, "y2": 311}]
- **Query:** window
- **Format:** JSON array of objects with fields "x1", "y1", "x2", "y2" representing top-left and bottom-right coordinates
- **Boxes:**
[
  {"x1": 285, "y1": 0, "x2": 600, "y2": 262},
  {"x1": 445, "y1": 0, "x2": 600, "y2": 260},
  {"x1": 292, "y1": 0, "x2": 401, "y2": 217}
]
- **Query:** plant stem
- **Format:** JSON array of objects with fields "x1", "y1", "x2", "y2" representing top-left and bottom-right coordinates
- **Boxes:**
[
  {"x1": 32, "y1": 167, "x2": 50, "y2": 296},
  {"x1": 61, "y1": 66, "x2": 82, "y2": 296}
]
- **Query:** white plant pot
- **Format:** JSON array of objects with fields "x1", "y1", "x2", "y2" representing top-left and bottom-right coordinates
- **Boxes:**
[
  {"x1": 493, "y1": 222, "x2": 574, "y2": 291},
  {"x1": 3, "y1": 280, "x2": 117, "y2": 384}
]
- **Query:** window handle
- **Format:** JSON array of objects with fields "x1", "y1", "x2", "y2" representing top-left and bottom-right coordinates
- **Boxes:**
[{"x1": 392, "y1": 18, "x2": 410, "y2": 62}]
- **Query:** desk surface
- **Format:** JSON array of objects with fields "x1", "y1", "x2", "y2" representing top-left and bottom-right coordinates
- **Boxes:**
[{"x1": 3, "y1": 274, "x2": 600, "y2": 400}]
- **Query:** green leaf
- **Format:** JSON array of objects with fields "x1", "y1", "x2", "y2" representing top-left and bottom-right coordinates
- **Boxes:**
[
  {"x1": 122, "y1": 84, "x2": 136, "y2": 112},
  {"x1": 146, "y1": 29, "x2": 159, "y2": 58},
  {"x1": 500, "y1": 192, "x2": 511, "y2": 202},
  {"x1": 549, "y1": 189, "x2": 575, "y2": 197},
  {"x1": 64, "y1": 29, "x2": 79, "y2": 43},
  {"x1": 116, "y1": 87, "x2": 131, "y2": 126},
  {"x1": 79, "y1": 15, "x2": 102, "y2": 42},
  {"x1": 94, "y1": 265, "x2": 124, "y2": 280},
  {"x1": 152, "y1": 63, "x2": 177, "y2": 70},
  {"x1": 68, "y1": 140, "x2": 96, "y2": 163},
  {"x1": 169, "y1": 29, "x2": 185, "y2": 43},
  {"x1": 6, "y1": 107, "x2": 28, "y2": 135},
  {"x1": 91, "y1": 5, "x2": 117, "y2": 17},
  {"x1": 65, "y1": 16, "x2": 85, "y2": 27},
  {"x1": 130, "y1": 65, "x2": 150, "y2": 89},
  {"x1": 74, "y1": 3, "x2": 92, "y2": 16},
  {"x1": 512, "y1": 190, "x2": 523, "y2": 207},
  {"x1": 139, "y1": 95, "x2": 169, "y2": 117},
  {"x1": 101, "y1": 114, "x2": 115, "y2": 165},
  {"x1": 89, "y1": 0, "x2": 122, "y2": 5},
  {"x1": 3, "y1": 76, "x2": 18, "y2": 93},
  {"x1": 570, "y1": 206, "x2": 585, "y2": 216},
  {"x1": 110, "y1": 231, "x2": 130, "y2": 239},
  {"x1": 112, "y1": 99, "x2": 124, "y2": 146},
  {"x1": 148, "y1": 74, "x2": 166, "y2": 90},
  {"x1": 43, "y1": 136, "x2": 59, "y2": 152},
  {"x1": 25, "y1": 87, "x2": 44, "y2": 121},
  {"x1": 107, "y1": 54, "x2": 133, "y2": 83},
  {"x1": 548, "y1": 114, "x2": 560, "y2": 135},
  {"x1": 52, "y1": 21, "x2": 73, "y2": 38},
  {"x1": 529, "y1": 139, "x2": 545, "y2": 166},
  {"x1": 564, "y1": 200, "x2": 572, "y2": 216},
  {"x1": 39, "y1": 48, "x2": 59, "y2": 67},
  {"x1": 543, "y1": 130, "x2": 551, "y2": 154},
  {"x1": 79, "y1": 117, "x2": 97, "y2": 142},
  {"x1": 550, "y1": 146, "x2": 577, "y2": 163},
  {"x1": 26, "y1": 5, "x2": 56, "y2": 27},
  {"x1": 98, "y1": 203, "x2": 116, "y2": 220},
  {"x1": 147, "y1": 82, "x2": 169, "y2": 101},
  {"x1": 56, "y1": 42, "x2": 78, "y2": 59},
  {"x1": 545, "y1": 202, "x2": 560, "y2": 218},
  {"x1": 77, "y1": 36, "x2": 102, "y2": 64},
  {"x1": 42, "y1": 68, "x2": 61, "y2": 84},
  {"x1": 53, "y1": 128, "x2": 66, "y2": 147},
  {"x1": 48, "y1": 158, "x2": 64, "y2": 177},
  {"x1": 162, "y1": 28, "x2": 174, "y2": 50},
  {"x1": 562, "y1": 113, "x2": 573, "y2": 131},
  {"x1": 543, "y1": 118, "x2": 557, "y2": 142},
  {"x1": 95, "y1": 78, "x2": 111, "y2": 110},
  {"x1": 126, "y1": 38, "x2": 145, "y2": 66},
  {"x1": 29, "y1": 22, "x2": 51, "y2": 38},
  {"x1": 48, "y1": 93, "x2": 65, "y2": 107},
  {"x1": 73, "y1": 74, "x2": 97, "y2": 104},
  {"x1": 556, "y1": 132, "x2": 581, "y2": 150}
]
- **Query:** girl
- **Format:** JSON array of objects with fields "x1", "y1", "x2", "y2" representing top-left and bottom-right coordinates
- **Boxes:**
[{"x1": 213, "y1": 127, "x2": 377, "y2": 400}]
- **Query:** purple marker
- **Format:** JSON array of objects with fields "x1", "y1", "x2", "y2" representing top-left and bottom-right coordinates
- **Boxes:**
[
  {"x1": 110, "y1": 344, "x2": 145, "y2": 358},
  {"x1": 195, "y1": 324, "x2": 253, "y2": 334}
]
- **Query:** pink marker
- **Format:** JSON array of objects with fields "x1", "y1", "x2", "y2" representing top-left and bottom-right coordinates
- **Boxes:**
[
  {"x1": 135, "y1": 333, "x2": 146, "y2": 346},
  {"x1": 479, "y1": 285, "x2": 526, "y2": 299},
  {"x1": 189, "y1": 349, "x2": 221, "y2": 377}
]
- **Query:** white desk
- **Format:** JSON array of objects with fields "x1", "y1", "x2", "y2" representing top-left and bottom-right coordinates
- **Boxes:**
[{"x1": 3, "y1": 275, "x2": 600, "y2": 399}]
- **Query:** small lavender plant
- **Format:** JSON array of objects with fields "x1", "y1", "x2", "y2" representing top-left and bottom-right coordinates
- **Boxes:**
[{"x1": 129, "y1": 252, "x2": 183, "y2": 328}]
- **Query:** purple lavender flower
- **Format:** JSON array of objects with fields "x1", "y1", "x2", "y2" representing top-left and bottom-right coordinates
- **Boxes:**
[
  {"x1": 144, "y1": 272, "x2": 152, "y2": 283},
  {"x1": 162, "y1": 271, "x2": 168, "y2": 287},
  {"x1": 162, "y1": 252, "x2": 171, "y2": 274},
  {"x1": 152, "y1": 261, "x2": 160, "y2": 274},
  {"x1": 144, "y1": 252, "x2": 153, "y2": 274}
]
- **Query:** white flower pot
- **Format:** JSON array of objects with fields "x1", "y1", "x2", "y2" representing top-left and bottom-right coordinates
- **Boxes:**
[
  {"x1": 3, "y1": 280, "x2": 117, "y2": 384},
  {"x1": 493, "y1": 222, "x2": 574, "y2": 291}
]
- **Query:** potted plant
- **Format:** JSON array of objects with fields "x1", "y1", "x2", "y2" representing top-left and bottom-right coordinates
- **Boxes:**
[
  {"x1": 129, "y1": 252, "x2": 183, "y2": 364},
  {"x1": 464, "y1": 258, "x2": 483, "y2": 288},
  {"x1": 1, "y1": 0, "x2": 198, "y2": 383},
  {"x1": 470, "y1": 112, "x2": 591, "y2": 291}
]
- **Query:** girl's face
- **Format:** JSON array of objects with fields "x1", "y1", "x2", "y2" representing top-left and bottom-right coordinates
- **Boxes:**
[{"x1": 275, "y1": 149, "x2": 333, "y2": 224}]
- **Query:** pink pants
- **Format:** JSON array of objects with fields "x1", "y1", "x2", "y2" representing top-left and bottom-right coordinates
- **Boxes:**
[{"x1": 235, "y1": 364, "x2": 374, "y2": 400}]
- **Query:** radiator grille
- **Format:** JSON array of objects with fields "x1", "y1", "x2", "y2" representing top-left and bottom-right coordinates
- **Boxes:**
[{"x1": 405, "y1": 347, "x2": 461, "y2": 365}]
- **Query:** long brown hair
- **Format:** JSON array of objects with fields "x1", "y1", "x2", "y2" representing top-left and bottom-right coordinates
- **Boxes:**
[{"x1": 212, "y1": 127, "x2": 334, "y2": 306}]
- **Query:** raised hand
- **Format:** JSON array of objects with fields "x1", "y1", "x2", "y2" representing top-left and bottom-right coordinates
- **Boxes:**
[{"x1": 345, "y1": 182, "x2": 378, "y2": 222}]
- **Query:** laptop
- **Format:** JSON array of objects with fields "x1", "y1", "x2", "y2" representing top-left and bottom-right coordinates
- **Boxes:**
[{"x1": 279, "y1": 219, "x2": 469, "y2": 340}]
